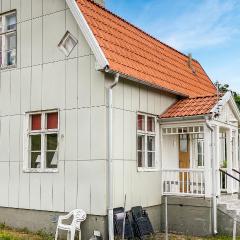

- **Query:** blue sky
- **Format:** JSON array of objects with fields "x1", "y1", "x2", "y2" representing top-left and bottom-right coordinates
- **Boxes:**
[{"x1": 106, "y1": 0, "x2": 240, "y2": 92}]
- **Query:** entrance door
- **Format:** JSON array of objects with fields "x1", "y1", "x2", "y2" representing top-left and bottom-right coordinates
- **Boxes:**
[{"x1": 179, "y1": 134, "x2": 190, "y2": 192}]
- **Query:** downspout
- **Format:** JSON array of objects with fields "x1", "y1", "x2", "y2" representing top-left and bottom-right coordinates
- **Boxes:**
[
  {"x1": 107, "y1": 72, "x2": 120, "y2": 240},
  {"x1": 205, "y1": 117, "x2": 218, "y2": 235}
]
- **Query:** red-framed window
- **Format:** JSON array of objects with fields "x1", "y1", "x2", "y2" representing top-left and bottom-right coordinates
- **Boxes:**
[{"x1": 28, "y1": 111, "x2": 59, "y2": 170}]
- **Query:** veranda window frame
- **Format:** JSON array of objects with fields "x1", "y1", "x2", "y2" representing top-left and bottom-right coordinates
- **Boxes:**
[
  {"x1": 197, "y1": 138, "x2": 204, "y2": 167},
  {"x1": 193, "y1": 133, "x2": 205, "y2": 168},
  {"x1": 24, "y1": 110, "x2": 59, "y2": 173},
  {"x1": 137, "y1": 113, "x2": 157, "y2": 170},
  {"x1": 0, "y1": 10, "x2": 17, "y2": 69}
]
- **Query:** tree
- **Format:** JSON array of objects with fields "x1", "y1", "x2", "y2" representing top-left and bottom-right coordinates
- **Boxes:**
[{"x1": 215, "y1": 81, "x2": 240, "y2": 110}]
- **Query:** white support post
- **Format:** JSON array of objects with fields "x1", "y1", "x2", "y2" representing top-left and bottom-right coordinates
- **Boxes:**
[
  {"x1": 227, "y1": 128, "x2": 233, "y2": 194},
  {"x1": 204, "y1": 125, "x2": 212, "y2": 198},
  {"x1": 238, "y1": 130, "x2": 240, "y2": 198},
  {"x1": 234, "y1": 130, "x2": 239, "y2": 171},
  {"x1": 215, "y1": 125, "x2": 220, "y2": 196},
  {"x1": 233, "y1": 218, "x2": 237, "y2": 240},
  {"x1": 205, "y1": 120, "x2": 218, "y2": 234},
  {"x1": 232, "y1": 130, "x2": 239, "y2": 194},
  {"x1": 159, "y1": 124, "x2": 163, "y2": 195}
]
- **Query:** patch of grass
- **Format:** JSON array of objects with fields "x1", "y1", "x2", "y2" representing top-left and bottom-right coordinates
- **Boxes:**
[
  {"x1": 0, "y1": 225, "x2": 239, "y2": 240},
  {"x1": 0, "y1": 223, "x2": 6, "y2": 230},
  {"x1": 36, "y1": 230, "x2": 54, "y2": 240},
  {"x1": 0, "y1": 224, "x2": 54, "y2": 240},
  {"x1": 151, "y1": 233, "x2": 240, "y2": 239}
]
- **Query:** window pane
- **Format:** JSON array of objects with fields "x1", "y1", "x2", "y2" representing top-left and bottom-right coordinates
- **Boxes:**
[
  {"x1": 189, "y1": 127, "x2": 193, "y2": 132},
  {"x1": 4, "y1": 49, "x2": 16, "y2": 66},
  {"x1": 197, "y1": 140, "x2": 204, "y2": 166},
  {"x1": 31, "y1": 114, "x2": 41, "y2": 130},
  {"x1": 6, "y1": 13, "x2": 16, "y2": 31},
  {"x1": 194, "y1": 126, "x2": 199, "y2": 132},
  {"x1": 197, "y1": 141, "x2": 203, "y2": 154},
  {"x1": 63, "y1": 35, "x2": 77, "y2": 54},
  {"x1": 137, "y1": 151, "x2": 144, "y2": 167},
  {"x1": 46, "y1": 152, "x2": 58, "y2": 169},
  {"x1": 47, "y1": 112, "x2": 58, "y2": 129},
  {"x1": 137, "y1": 115, "x2": 145, "y2": 131},
  {"x1": 198, "y1": 154, "x2": 203, "y2": 167},
  {"x1": 147, "y1": 136, "x2": 155, "y2": 151},
  {"x1": 46, "y1": 134, "x2": 58, "y2": 168},
  {"x1": 137, "y1": 135, "x2": 145, "y2": 151},
  {"x1": 147, "y1": 116, "x2": 155, "y2": 132},
  {"x1": 59, "y1": 32, "x2": 78, "y2": 56},
  {"x1": 31, "y1": 152, "x2": 41, "y2": 168},
  {"x1": 6, "y1": 32, "x2": 16, "y2": 50},
  {"x1": 46, "y1": 134, "x2": 58, "y2": 150},
  {"x1": 31, "y1": 135, "x2": 41, "y2": 151},
  {"x1": 180, "y1": 134, "x2": 188, "y2": 152},
  {"x1": 148, "y1": 152, "x2": 155, "y2": 167}
]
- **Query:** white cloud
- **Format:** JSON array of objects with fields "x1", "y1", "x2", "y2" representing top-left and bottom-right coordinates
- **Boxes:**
[{"x1": 152, "y1": 0, "x2": 240, "y2": 51}]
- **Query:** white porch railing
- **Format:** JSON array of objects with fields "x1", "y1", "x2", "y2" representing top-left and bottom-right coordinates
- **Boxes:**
[
  {"x1": 233, "y1": 169, "x2": 240, "y2": 193},
  {"x1": 220, "y1": 168, "x2": 240, "y2": 193},
  {"x1": 162, "y1": 169, "x2": 205, "y2": 196}
]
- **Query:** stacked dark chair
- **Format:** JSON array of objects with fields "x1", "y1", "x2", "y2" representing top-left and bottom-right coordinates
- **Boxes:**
[
  {"x1": 131, "y1": 206, "x2": 154, "y2": 239},
  {"x1": 113, "y1": 207, "x2": 134, "y2": 239}
]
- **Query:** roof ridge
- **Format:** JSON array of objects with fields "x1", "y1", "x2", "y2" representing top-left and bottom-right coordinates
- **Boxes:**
[{"x1": 80, "y1": 0, "x2": 199, "y2": 63}]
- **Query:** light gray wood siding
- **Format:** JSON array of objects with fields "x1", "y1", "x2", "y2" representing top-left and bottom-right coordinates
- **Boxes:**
[
  {"x1": 0, "y1": 0, "x2": 178, "y2": 216},
  {"x1": 0, "y1": 0, "x2": 107, "y2": 215},
  {"x1": 106, "y1": 75, "x2": 177, "y2": 210}
]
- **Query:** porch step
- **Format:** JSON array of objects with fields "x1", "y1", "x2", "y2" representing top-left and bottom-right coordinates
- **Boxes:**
[{"x1": 218, "y1": 194, "x2": 240, "y2": 219}]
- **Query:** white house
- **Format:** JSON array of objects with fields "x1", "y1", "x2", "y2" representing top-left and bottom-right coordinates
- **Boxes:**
[{"x1": 0, "y1": 0, "x2": 239, "y2": 239}]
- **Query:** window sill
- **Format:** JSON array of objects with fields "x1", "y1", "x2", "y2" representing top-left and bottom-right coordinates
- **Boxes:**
[
  {"x1": 137, "y1": 167, "x2": 160, "y2": 172},
  {"x1": 0, "y1": 64, "x2": 17, "y2": 70},
  {"x1": 23, "y1": 168, "x2": 59, "y2": 173}
]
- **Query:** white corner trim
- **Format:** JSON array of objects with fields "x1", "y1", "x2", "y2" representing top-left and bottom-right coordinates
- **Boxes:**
[{"x1": 66, "y1": 0, "x2": 109, "y2": 69}]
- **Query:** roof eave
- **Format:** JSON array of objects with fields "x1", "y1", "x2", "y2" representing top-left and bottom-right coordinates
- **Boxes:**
[
  {"x1": 160, "y1": 114, "x2": 208, "y2": 123},
  {"x1": 66, "y1": 0, "x2": 109, "y2": 70},
  {"x1": 106, "y1": 68, "x2": 188, "y2": 98}
]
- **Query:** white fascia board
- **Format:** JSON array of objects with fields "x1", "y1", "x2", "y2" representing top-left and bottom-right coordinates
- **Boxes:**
[
  {"x1": 211, "y1": 91, "x2": 240, "y2": 122},
  {"x1": 229, "y1": 95, "x2": 240, "y2": 122},
  {"x1": 66, "y1": 0, "x2": 109, "y2": 70},
  {"x1": 210, "y1": 91, "x2": 231, "y2": 114}
]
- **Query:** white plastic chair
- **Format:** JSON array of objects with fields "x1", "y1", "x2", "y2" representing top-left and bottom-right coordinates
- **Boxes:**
[{"x1": 55, "y1": 209, "x2": 87, "y2": 240}]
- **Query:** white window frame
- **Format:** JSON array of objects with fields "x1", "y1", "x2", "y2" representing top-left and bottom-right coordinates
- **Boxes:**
[
  {"x1": 23, "y1": 110, "x2": 59, "y2": 173},
  {"x1": 197, "y1": 139, "x2": 204, "y2": 167},
  {"x1": 193, "y1": 133, "x2": 204, "y2": 168},
  {"x1": 137, "y1": 113, "x2": 158, "y2": 171},
  {"x1": 0, "y1": 10, "x2": 17, "y2": 69},
  {"x1": 58, "y1": 31, "x2": 78, "y2": 57}
]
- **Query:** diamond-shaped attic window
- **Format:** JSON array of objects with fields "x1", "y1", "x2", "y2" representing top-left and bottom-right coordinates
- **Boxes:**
[{"x1": 58, "y1": 31, "x2": 78, "y2": 56}]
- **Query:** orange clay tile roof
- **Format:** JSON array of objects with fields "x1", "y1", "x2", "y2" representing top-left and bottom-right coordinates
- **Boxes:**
[
  {"x1": 77, "y1": 0, "x2": 217, "y2": 98},
  {"x1": 160, "y1": 95, "x2": 219, "y2": 118}
]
